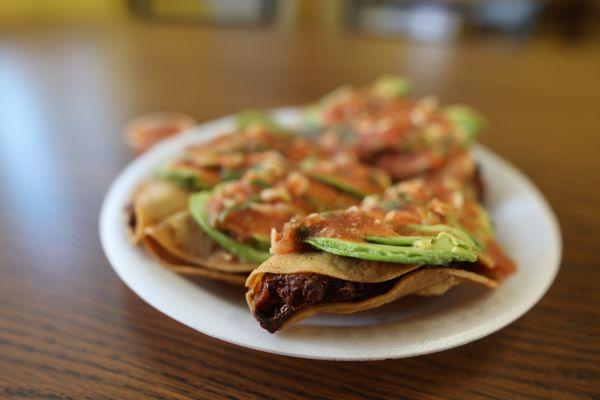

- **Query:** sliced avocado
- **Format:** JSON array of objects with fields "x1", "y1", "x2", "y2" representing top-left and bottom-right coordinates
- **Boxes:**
[
  {"x1": 220, "y1": 168, "x2": 244, "y2": 181},
  {"x1": 251, "y1": 234, "x2": 271, "y2": 251},
  {"x1": 444, "y1": 105, "x2": 487, "y2": 147},
  {"x1": 249, "y1": 178, "x2": 271, "y2": 188},
  {"x1": 364, "y1": 235, "x2": 425, "y2": 246},
  {"x1": 300, "y1": 158, "x2": 375, "y2": 198},
  {"x1": 236, "y1": 109, "x2": 284, "y2": 132},
  {"x1": 302, "y1": 105, "x2": 323, "y2": 131},
  {"x1": 158, "y1": 168, "x2": 212, "y2": 191},
  {"x1": 308, "y1": 174, "x2": 366, "y2": 198},
  {"x1": 310, "y1": 169, "x2": 390, "y2": 199},
  {"x1": 306, "y1": 231, "x2": 478, "y2": 265},
  {"x1": 159, "y1": 163, "x2": 245, "y2": 191},
  {"x1": 372, "y1": 75, "x2": 412, "y2": 99},
  {"x1": 189, "y1": 192, "x2": 271, "y2": 263},
  {"x1": 407, "y1": 224, "x2": 484, "y2": 251}
]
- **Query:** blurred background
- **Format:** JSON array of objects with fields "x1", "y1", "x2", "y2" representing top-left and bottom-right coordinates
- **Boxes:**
[
  {"x1": 1, "y1": 0, "x2": 598, "y2": 128},
  {"x1": 0, "y1": 0, "x2": 598, "y2": 233},
  {"x1": 1, "y1": 4, "x2": 598, "y2": 397},
  {"x1": 1, "y1": 0, "x2": 598, "y2": 123}
]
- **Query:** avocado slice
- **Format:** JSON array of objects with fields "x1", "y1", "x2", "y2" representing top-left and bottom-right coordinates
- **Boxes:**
[
  {"x1": 251, "y1": 234, "x2": 271, "y2": 251},
  {"x1": 220, "y1": 168, "x2": 244, "y2": 181},
  {"x1": 300, "y1": 158, "x2": 374, "y2": 198},
  {"x1": 158, "y1": 167, "x2": 214, "y2": 191},
  {"x1": 236, "y1": 109, "x2": 284, "y2": 132},
  {"x1": 372, "y1": 75, "x2": 412, "y2": 99},
  {"x1": 444, "y1": 105, "x2": 487, "y2": 147},
  {"x1": 363, "y1": 236, "x2": 425, "y2": 246},
  {"x1": 302, "y1": 105, "x2": 322, "y2": 131},
  {"x1": 308, "y1": 169, "x2": 390, "y2": 199},
  {"x1": 189, "y1": 192, "x2": 271, "y2": 264},
  {"x1": 308, "y1": 174, "x2": 366, "y2": 198},
  {"x1": 305, "y1": 231, "x2": 478, "y2": 265},
  {"x1": 159, "y1": 164, "x2": 245, "y2": 191},
  {"x1": 407, "y1": 224, "x2": 484, "y2": 251}
]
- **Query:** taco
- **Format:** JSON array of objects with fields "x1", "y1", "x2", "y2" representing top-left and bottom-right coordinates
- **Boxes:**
[
  {"x1": 247, "y1": 179, "x2": 515, "y2": 332},
  {"x1": 187, "y1": 153, "x2": 390, "y2": 261},
  {"x1": 306, "y1": 76, "x2": 486, "y2": 181},
  {"x1": 247, "y1": 254, "x2": 496, "y2": 332},
  {"x1": 158, "y1": 115, "x2": 319, "y2": 191},
  {"x1": 143, "y1": 151, "x2": 390, "y2": 282}
]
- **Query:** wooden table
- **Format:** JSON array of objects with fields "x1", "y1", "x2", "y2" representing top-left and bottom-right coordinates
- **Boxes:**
[{"x1": 1, "y1": 23, "x2": 598, "y2": 399}]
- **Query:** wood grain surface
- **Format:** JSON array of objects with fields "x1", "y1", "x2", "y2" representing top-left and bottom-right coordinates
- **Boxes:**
[{"x1": 0, "y1": 23, "x2": 599, "y2": 399}]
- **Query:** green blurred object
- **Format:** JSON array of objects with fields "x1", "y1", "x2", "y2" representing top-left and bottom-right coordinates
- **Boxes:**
[
  {"x1": 444, "y1": 105, "x2": 487, "y2": 146},
  {"x1": 236, "y1": 109, "x2": 285, "y2": 132},
  {"x1": 372, "y1": 75, "x2": 412, "y2": 98},
  {"x1": 158, "y1": 168, "x2": 211, "y2": 191}
]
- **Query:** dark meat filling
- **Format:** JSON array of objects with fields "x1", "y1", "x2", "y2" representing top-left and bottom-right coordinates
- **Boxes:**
[
  {"x1": 125, "y1": 203, "x2": 137, "y2": 231},
  {"x1": 252, "y1": 273, "x2": 397, "y2": 333}
]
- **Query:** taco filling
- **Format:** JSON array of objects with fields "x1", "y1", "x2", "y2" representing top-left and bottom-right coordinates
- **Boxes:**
[{"x1": 251, "y1": 272, "x2": 398, "y2": 333}]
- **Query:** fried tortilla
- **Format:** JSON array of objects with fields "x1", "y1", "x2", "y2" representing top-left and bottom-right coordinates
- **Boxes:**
[
  {"x1": 127, "y1": 180, "x2": 189, "y2": 243},
  {"x1": 143, "y1": 210, "x2": 255, "y2": 284},
  {"x1": 246, "y1": 253, "x2": 496, "y2": 332}
]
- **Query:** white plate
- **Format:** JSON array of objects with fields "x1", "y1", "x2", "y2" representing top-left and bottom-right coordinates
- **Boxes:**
[{"x1": 100, "y1": 108, "x2": 561, "y2": 360}]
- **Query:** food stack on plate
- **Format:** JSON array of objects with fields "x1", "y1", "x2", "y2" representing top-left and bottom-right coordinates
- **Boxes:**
[{"x1": 125, "y1": 77, "x2": 516, "y2": 333}]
